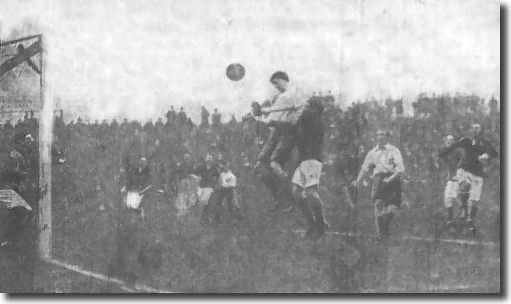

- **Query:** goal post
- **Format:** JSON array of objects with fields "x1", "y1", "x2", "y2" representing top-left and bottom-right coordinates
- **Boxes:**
[
  {"x1": 0, "y1": 34, "x2": 53, "y2": 261},
  {"x1": 38, "y1": 35, "x2": 53, "y2": 261}
]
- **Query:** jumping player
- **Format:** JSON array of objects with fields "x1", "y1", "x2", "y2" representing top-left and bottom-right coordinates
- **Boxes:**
[
  {"x1": 438, "y1": 122, "x2": 498, "y2": 234},
  {"x1": 252, "y1": 71, "x2": 307, "y2": 211},
  {"x1": 291, "y1": 96, "x2": 329, "y2": 239}
]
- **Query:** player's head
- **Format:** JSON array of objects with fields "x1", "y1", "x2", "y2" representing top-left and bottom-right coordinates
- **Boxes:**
[
  {"x1": 139, "y1": 156, "x2": 147, "y2": 167},
  {"x1": 205, "y1": 153, "x2": 213, "y2": 165},
  {"x1": 358, "y1": 144, "x2": 366, "y2": 156},
  {"x1": 376, "y1": 129, "x2": 389, "y2": 146},
  {"x1": 269, "y1": 71, "x2": 289, "y2": 93},
  {"x1": 183, "y1": 152, "x2": 191, "y2": 162},
  {"x1": 221, "y1": 161, "x2": 231, "y2": 172},
  {"x1": 471, "y1": 122, "x2": 482, "y2": 138},
  {"x1": 444, "y1": 134, "x2": 455, "y2": 146}
]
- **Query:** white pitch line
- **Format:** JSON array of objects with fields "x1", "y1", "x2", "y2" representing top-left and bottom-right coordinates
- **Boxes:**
[
  {"x1": 360, "y1": 284, "x2": 490, "y2": 293},
  {"x1": 268, "y1": 229, "x2": 500, "y2": 247},
  {"x1": 49, "y1": 259, "x2": 174, "y2": 293},
  {"x1": 49, "y1": 257, "x2": 496, "y2": 293}
]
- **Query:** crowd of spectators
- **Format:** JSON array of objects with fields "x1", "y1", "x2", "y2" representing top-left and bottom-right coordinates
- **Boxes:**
[{"x1": 0, "y1": 93, "x2": 499, "y2": 213}]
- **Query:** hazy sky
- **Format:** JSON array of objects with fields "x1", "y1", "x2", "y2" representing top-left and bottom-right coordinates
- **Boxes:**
[{"x1": 0, "y1": 0, "x2": 500, "y2": 121}]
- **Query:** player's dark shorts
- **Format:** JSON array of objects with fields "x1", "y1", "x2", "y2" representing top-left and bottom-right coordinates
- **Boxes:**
[
  {"x1": 371, "y1": 172, "x2": 402, "y2": 207},
  {"x1": 258, "y1": 123, "x2": 296, "y2": 166}
]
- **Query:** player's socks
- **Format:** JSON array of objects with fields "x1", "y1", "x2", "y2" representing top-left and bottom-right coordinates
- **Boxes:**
[
  {"x1": 230, "y1": 207, "x2": 243, "y2": 221},
  {"x1": 200, "y1": 204, "x2": 211, "y2": 225},
  {"x1": 375, "y1": 215, "x2": 385, "y2": 238},
  {"x1": 467, "y1": 206, "x2": 478, "y2": 229},
  {"x1": 381, "y1": 213, "x2": 393, "y2": 238},
  {"x1": 468, "y1": 205, "x2": 478, "y2": 220},
  {"x1": 312, "y1": 204, "x2": 327, "y2": 236},
  {"x1": 458, "y1": 193, "x2": 469, "y2": 220},
  {"x1": 296, "y1": 199, "x2": 315, "y2": 235},
  {"x1": 446, "y1": 207, "x2": 454, "y2": 225}
]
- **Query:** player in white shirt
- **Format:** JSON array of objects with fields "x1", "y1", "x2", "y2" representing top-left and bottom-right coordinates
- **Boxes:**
[
  {"x1": 252, "y1": 71, "x2": 308, "y2": 212},
  {"x1": 353, "y1": 129, "x2": 405, "y2": 241}
]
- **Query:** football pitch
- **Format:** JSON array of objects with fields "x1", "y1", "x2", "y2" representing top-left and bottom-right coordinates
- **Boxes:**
[{"x1": 36, "y1": 183, "x2": 500, "y2": 293}]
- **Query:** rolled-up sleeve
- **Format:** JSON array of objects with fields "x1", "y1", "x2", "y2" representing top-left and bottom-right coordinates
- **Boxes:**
[{"x1": 391, "y1": 147, "x2": 405, "y2": 174}]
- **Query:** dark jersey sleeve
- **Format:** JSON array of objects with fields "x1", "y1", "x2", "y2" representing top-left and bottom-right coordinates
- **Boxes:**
[{"x1": 438, "y1": 138, "x2": 468, "y2": 159}]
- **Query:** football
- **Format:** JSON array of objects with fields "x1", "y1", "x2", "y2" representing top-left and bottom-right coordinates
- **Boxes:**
[{"x1": 226, "y1": 63, "x2": 245, "y2": 81}]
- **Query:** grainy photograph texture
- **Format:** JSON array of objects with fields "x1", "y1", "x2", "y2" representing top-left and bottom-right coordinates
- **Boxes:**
[{"x1": 0, "y1": 0, "x2": 501, "y2": 293}]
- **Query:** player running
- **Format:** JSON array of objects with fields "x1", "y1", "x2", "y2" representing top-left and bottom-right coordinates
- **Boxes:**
[
  {"x1": 438, "y1": 122, "x2": 498, "y2": 235},
  {"x1": 353, "y1": 129, "x2": 405, "y2": 242}
]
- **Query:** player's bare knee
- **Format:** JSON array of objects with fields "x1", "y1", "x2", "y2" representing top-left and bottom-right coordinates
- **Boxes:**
[
  {"x1": 444, "y1": 197, "x2": 454, "y2": 208},
  {"x1": 292, "y1": 185, "x2": 304, "y2": 201}
]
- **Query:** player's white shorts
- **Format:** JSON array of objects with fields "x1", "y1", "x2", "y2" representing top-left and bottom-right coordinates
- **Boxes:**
[
  {"x1": 126, "y1": 191, "x2": 144, "y2": 209},
  {"x1": 443, "y1": 180, "x2": 458, "y2": 208},
  {"x1": 455, "y1": 168, "x2": 483, "y2": 202},
  {"x1": 197, "y1": 187, "x2": 214, "y2": 204},
  {"x1": 292, "y1": 159, "x2": 322, "y2": 189}
]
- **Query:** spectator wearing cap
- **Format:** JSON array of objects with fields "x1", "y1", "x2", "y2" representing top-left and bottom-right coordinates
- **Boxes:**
[
  {"x1": 166, "y1": 106, "x2": 177, "y2": 127},
  {"x1": 212, "y1": 108, "x2": 222, "y2": 130},
  {"x1": 200, "y1": 106, "x2": 210, "y2": 129},
  {"x1": 177, "y1": 107, "x2": 187, "y2": 126}
]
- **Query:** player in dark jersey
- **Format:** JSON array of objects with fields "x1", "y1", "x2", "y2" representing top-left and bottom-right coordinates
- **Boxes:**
[
  {"x1": 291, "y1": 96, "x2": 329, "y2": 239},
  {"x1": 110, "y1": 156, "x2": 152, "y2": 283},
  {"x1": 438, "y1": 123, "x2": 498, "y2": 234}
]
